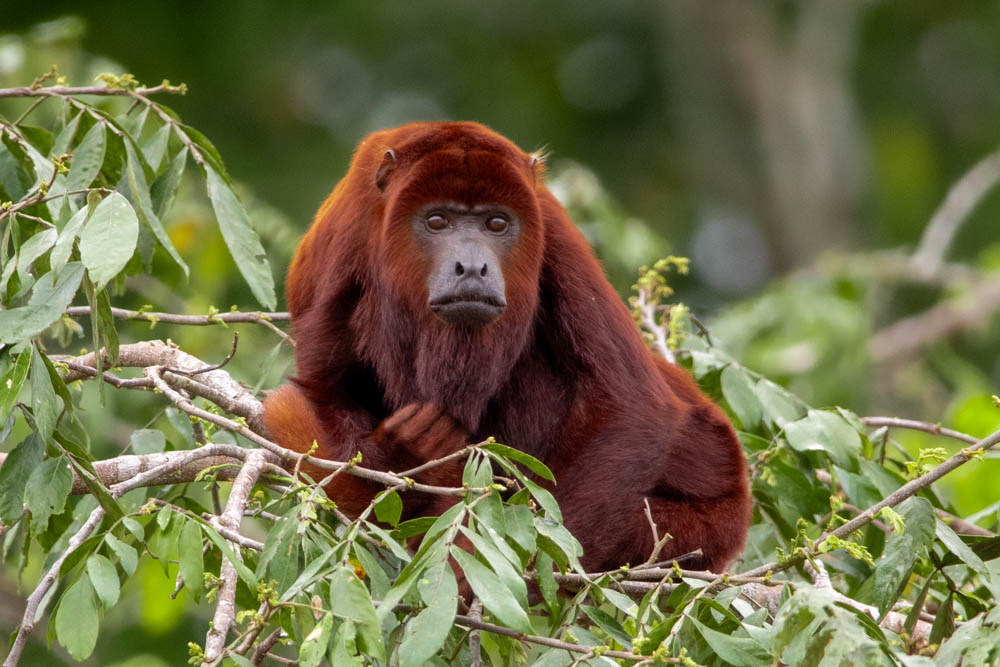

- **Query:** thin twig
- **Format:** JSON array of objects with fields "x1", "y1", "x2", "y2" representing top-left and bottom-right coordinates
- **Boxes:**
[
  {"x1": 861, "y1": 416, "x2": 978, "y2": 445},
  {"x1": 450, "y1": 612, "x2": 671, "y2": 663},
  {"x1": 164, "y1": 332, "x2": 240, "y2": 377},
  {"x1": 64, "y1": 306, "x2": 291, "y2": 342},
  {"x1": 0, "y1": 83, "x2": 184, "y2": 99},
  {"x1": 640, "y1": 497, "x2": 672, "y2": 566}
]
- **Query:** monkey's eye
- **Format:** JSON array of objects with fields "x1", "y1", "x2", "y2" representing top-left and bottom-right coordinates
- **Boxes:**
[
  {"x1": 485, "y1": 216, "x2": 509, "y2": 233},
  {"x1": 425, "y1": 214, "x2": 448, "y2": 231}
]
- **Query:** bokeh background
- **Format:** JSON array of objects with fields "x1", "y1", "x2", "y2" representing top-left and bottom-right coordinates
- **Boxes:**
[{"x1": 3, "y1": 3, "x2": 1000, "y2": 663}]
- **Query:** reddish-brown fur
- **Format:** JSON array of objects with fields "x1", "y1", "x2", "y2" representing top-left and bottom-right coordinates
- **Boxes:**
[{"x1": 264, "y1": 122, "x2": 751, "y2": 572}]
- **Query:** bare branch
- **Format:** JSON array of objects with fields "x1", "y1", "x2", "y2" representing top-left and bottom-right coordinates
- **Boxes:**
[
  {"x1": 468, "y1": 600, "x2": 483, "y2": 667},
  {"x1": 250, "y1": 628, "x2": 285, "y2": 666},
  {"x1": 450, "y1": 612, "x2": 667, "y2": 664},
  {"x1": 0, "y1": 83, "x2": 184, "y2": 99},
  {"x1": 861, "y1": 416, "x2": 979, "y2": 445},
  {"x1": 69, "y1": 445, "x2": 250, "y2": 493},
  {"x1": 204, "y1": 451, "x2": 267, "y2": 663},
  {"x1": 57, "y1": 340, "x2": 266, "y2": 432},
  {"x1": 912, "y1": 147, "x2": 1000, "y2": 278},
  {"x1": 870, "y1": 272, "x2": 1000, "y2": 363},
  {"x1": 64, "y1": 306, "x2": 291, "y2": 342}
]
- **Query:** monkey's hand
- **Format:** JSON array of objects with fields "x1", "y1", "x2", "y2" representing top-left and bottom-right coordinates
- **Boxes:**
[{"x1": 375, "y1": 403, "x2": 468, "y2": 463}]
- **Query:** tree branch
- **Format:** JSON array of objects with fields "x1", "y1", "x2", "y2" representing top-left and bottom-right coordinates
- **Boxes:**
[
  {"x1": 57, "y1": 340, "x2": 267, "y2": 432},
  {"x1": 203, "y1": 451, "x2": 267, "y2": 664},
  {"x1": 912, "y1": 147, "x2": 1000, "y2": 278},
  {"x1": 63, "y1": 306, "x2": 291, "y2": 342},
  {"x1": 869, "y1": 272, "x2": 1000, "y2": 363},
  {"x1": 0, "y1": 83, "x2": 184, "y2": 99}
]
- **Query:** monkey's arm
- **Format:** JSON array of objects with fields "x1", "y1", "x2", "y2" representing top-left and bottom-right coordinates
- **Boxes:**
[{"x1": 264, "y1": 385, "x2": 466, "y2": 516}]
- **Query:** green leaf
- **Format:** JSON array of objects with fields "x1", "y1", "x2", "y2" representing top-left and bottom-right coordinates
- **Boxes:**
[
  {"x1": 503, "y1": 503, "x2": 536, "y2": 555},
  {"x1": 104, "y1": 533, "x2": 138, "y2": 576},
  {"x1": 203, "y1": 523, "x2": 258, "y2": 587},
  {"x1": 51, "y1": 111, "x2": 82, "y2": 157},
  {"x1": 228, "y1": 654, "x2": 255, "y2": 667},
  {"x1": 451, "y1": 546, "x2": 532, "y2": 633},
  {"x1": 123, "y1": 138, "x2": 188, "y2": 277},
  {"x1": 122, "y1": 517, "x2": 144, "y2": 542},
  {"x1": 86, "y1": 553, "x2": 120, "y2": 609},
  {"x1": 935, "y1": 520, "x2": 988, "y2": 577},
  {"x1": 16, "y1": 228, "x2": 57, "y2": 282},
  {"x1": 0, "y1": 346, "x2": 32, "y2": 423},
  {"x1": 535, "y1": 550, "x2": 559, "y2": 612},
  {"x1": 482, "y1": 442, "x2": 555, "y2": 482},
  {"x1": 399, "y1": 559, "x2": 458, "y2": 667},
  {"x1": 50, "y1": 205, "x2": 89, "y2": 274},
  {"x1": 935, "y1": 614, "x2": 1000, "y2": 666},
  {"x1": 690, "y1": 617, "x2": 770, "y2": 666},
  {"x1": 30, "y1": 346, "x2": 60, "y2": 442},
  {"x1": 329, "y1": 565, "x2": 385, "y2": 661},
  {"x1": 40, "y1": 339, "x2": 73, "y2": 417},
  {"x1": 298, "y1": 613, "x2": 334, "y2": 667},
  {"x1": 151, "y1": 146, "x2": 187, "y2": 218},
  {"x1": 871, "y1": 497, "x2": 936, "y2": 615},
  {"x1": 0, "y1": 432, "x2": 43, "y2": 523},
  {"x1": 256, "y1": 515, "x2": 299, "y2": 596},
  {"x1": 754, "y1": 379, "x2": 806, "y2": 427},
  {"x1": 203, "y1": 166, "x2": 275, "y2": 309},
  {"x1": 580, "y1": 605, "x2": 633, "y2": 649},
  {"x1": 66, "y1": 122, "x2": 106, "y2": 192},
  {"x1": 178, "y1": 518, "x2": 204, "y2": 602},
  {"x1": 332, "y1": 619, "x2": 363, "y2": 666},
  {"x1": 0, "y1": 133, "x2": 35, "y2": 199},
  {"x1": 459, "y1": 526, "x2": 528, "y2": 606},
  {"x1": 374, "y1": 489, "x2": 403, "y2": 527},
  {"x1": 24, "y1": 456, "x2": 72, "y2": 530},
  {"x1": 0, "y1": 262, "x2": 84, "y2": 344},
  {"x1": 78, "y1": 192, "x2": 138, "y2": 290},
  {"x1": 783, "y1": 409, "x2": 862, "y2": 473},
  {"x1": 721, "y1": 364, "x2": 762, "y2": 430},
  {"x1": 130, "y1": 429, "x2": 166, "y2": 455},
  {"x1": 178, "y1": 123, "x2": 229, "y2": 180},
  {"x1": 55, "y1": 577, "x2": 99, "y2": 660},
  {"x1": 142, "y1": 124, "x2": 170, "y2": 173},
  {"x1": 534, "y1": 516, "x2": 584, "y2": 571},
  {"x1": 929, "y1": 592, "x2": 955, "y2": 645}
]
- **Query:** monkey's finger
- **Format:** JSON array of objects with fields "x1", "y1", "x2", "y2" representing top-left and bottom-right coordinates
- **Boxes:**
[
  {"x1": 408, "y1": 415, "x2": 462, "y2": 459},
  {"x1": 395, "y1": 403, "x2": 442, "y2": 442},
  {"x1": 381, "y1": 403, "x2": 422, "y2": 436}
]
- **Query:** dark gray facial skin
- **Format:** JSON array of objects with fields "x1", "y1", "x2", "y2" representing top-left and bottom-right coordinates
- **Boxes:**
[{"x1": 411, "y1": 201, "x2": 519, "y2": 328}]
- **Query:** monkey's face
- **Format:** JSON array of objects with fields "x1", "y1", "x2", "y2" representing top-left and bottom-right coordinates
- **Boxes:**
[
  {"x1": 410, "y1": 201, "x2": 517, "y2": 328},
  {"x1": 372, "y1": 127, "x2": 544, "y2": 332}
]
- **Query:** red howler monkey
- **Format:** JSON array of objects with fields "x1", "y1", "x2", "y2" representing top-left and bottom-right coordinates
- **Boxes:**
[{"x1": 264, "y1": 121, "x2": 751, "y2": 572}]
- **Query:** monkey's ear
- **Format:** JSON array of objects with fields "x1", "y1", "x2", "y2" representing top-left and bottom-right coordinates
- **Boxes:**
[
  {"x1": 528, "y1": 148, "x2": 548, "y2": 182},
  {"x1": 375, "y1": 149, "x2": 397, "y2": 193}
]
